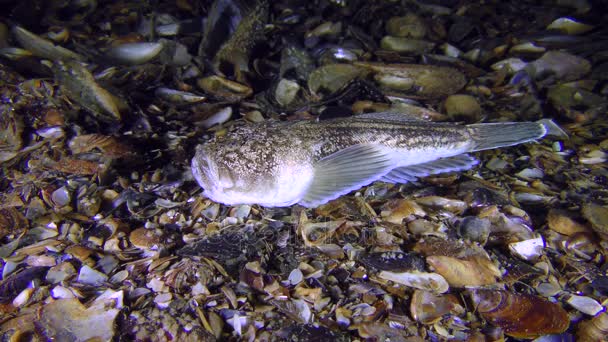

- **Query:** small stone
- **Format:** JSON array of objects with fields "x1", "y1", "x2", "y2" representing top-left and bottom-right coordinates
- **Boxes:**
[
  {"x1": 582, "y1": 203, "x2": 608, "y2": 238},
  {"x1": 444, "y1": 94, "x2": 482, "y2": 122},
  {"x1": 458, "y1": 216, "x2": 491, "y2": 244}
]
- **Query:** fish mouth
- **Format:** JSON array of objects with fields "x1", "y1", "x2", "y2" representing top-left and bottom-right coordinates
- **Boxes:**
[{"x1": 192, "y1": 149, "x2": 236, "y2": 193}]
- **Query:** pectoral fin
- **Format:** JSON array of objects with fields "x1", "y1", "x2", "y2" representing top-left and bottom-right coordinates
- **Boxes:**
[
  {"x1": 299, "y1": 144, "x2": 397, "y2": 207},
  {"x1": 380, "y1": 154, "x2": 478, "y2": 184}
]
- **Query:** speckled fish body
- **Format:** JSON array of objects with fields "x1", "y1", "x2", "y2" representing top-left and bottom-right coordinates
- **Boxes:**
[{"x1": 192, "y1": 112, "x2": 560, "y2": 207}]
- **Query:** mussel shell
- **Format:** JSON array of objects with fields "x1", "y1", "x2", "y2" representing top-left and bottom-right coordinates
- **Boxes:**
[{"x1": 470, "y1": 289, "x2": 569, "y2": 338}]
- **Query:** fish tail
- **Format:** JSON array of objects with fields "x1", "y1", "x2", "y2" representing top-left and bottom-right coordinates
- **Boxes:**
[{"x1": 467, "y1": 119, "x2": 564, "y2": 152}]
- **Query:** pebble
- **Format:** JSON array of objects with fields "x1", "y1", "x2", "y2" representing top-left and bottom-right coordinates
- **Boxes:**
[
  {"x1": 444, "y1": 94, "x2": 482, "y2": 122},
  {"x1": 458, "y1": 216, "x2": 491, "y2": 244}
]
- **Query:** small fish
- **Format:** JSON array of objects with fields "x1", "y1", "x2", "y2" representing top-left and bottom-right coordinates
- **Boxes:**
[{"x1": 191, "y1": 112, "x2": 564, "y2": 208}]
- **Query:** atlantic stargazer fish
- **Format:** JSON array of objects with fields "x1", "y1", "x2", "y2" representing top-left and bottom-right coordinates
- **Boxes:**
[{"x1": 192, "y1": 112, "x2": 563, "y2": 207}]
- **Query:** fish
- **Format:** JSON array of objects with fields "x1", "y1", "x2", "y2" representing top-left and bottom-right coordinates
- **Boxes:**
[{"x1": 191, "y1": 112, "x2": 564, "y2": 208}]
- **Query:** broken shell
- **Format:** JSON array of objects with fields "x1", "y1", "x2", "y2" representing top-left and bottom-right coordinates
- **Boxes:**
[
  {"x1": 426, "y1": 256, "x2": 501, "y2": 287},
  {"x1": 77, "y1": 265, "x2": 108, "y2": 286},
  {"x1": 378, "y1": 271, "x2": 449, "y2": 293},
  {"x1": 576, "y1": 312, "x2": 608, "y2": 342},
  {"x1": 508, "y1": 235, "x2": 545, "y2": 260},
  {"x1": 410, "y1": 290, "x2": 463, "y2": 325},
  {"x1": 470, "y1": 289, "x2": 569, "y2": 339},
  {"x1": 566, "y1": 295, "x2": 604, "y2": 316},
  {"x1": 103, "y1": 42, "x2": 164, "y2": 65},
  {"x1": 37, "y1": 294, "x2": 121, "y2": 341}
]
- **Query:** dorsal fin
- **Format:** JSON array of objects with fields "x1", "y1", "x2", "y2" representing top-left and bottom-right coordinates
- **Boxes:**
[{"x1": 353, "y1": 111, "x2": 426, "y2": 122}]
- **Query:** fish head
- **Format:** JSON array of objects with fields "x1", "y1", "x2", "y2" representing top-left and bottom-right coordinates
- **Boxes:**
[{"x1": 191, "y1": 131, "x2": 314, "y2": 207}]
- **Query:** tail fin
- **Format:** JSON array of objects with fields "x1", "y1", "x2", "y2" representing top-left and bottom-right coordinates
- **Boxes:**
[{"x1": 467, "y1": 119, "x2": 563, "y2": 152}]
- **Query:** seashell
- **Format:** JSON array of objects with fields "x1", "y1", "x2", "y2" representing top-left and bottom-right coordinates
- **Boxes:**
[
  {"x1": 426, "y1": 255, "x2": 501, "y2": 287},
  {"x1": 388, "y1": 102, "x2": 448, "y2": 121},
  {"x1": 410, "y1": 290, "x2": 463, "y2": 324},
  {"x1": 102, "y1": 42, "x2": 164, "y2": 65},
  {"x1": 374, "y1": 73, "x2": 415, "y2": 91},
  {"x1": 578, "y1": 148, "x2": 607, "y2": 165},
  {"x1": 380, "y1": 199, "x2": 425, "y2": 224},
  {"x1": 491, "y1": 58, "x2": 527, "y2": 74},
  {"x1": 547, "y1": 18, "x2": 593, "y2": 35},
  {"x1": 308, "y1": 63, "x2": 369, "y2": 96},
  {"x1": 386, "y1": 14, "x2": 427, "y2": 39},
  {"x1": 509, "y1": 41, "x2": 546, "y2": 55},
  {"x1": 155, "y1": 87, "x2": 206, "y2": 104},
  {"x1": 196, "y1": 75, "x2": 252, "y2": 102},
  {"x1": 37, "y1": 296, "x2": 120, "y2": 341},
  {"x1": 53, "y1": 60, "x2": 121, "y2": 122},
  {"x1": 380, "y1": 37, "x2": 435, "y2": 55},
  {"x1": 0, "y1": 207, "x2": 28, "y2": 240},
  {"x1": 77, "y1": 265, "x2": 108, "y2": 286},
  {"x1": 317, "y1": 46, "x2": 359, "y2": 64},
  {"x1": 280, "y1": 45, "x2": 315, "y2": 82},
  {"x1": 359, "y1": 251, "x2": 425, "y2": 272},
  {"x1": 377, "y1": 270, "x2": 449, "y2": 293},
  {"x1": 508, "y1": 235, "x2": 545, "y2": 260},
  {"x1": 565, "y1": 295, "x2": 604, "y2": 316},
  {"x1": 444, "y1": 94, "x2": 482, "y2": 122},
  {"x1": 470, "y1": 289, "x2": 569, "y2": 338},
  {"x1": 581, "y1": 203, "x2": 608, "y2": 238},
  {"x1": 529, "y1": 51, "x2": 591, "y2": 82},
  {"x1": 415, "y1": 196, "x2": 468, "y2": 214},
  {"x1": 354, "y1": 62, "x2": 466, "y2": 99},
  {"x1": 413, "y1": 236, "x2": 489, "y2": 259},
  {"x1": 270, "y1": 299, "x2": 312, "y2": 324},
  {"x1": 51, "y1": 186, "x2": 71, "y2": 208},
  {"x1": 46, "y1": 262, "x2": 77, "y2": 284},
  {"x1": 458, "y1": 216, "x2": 491, "y2": 244},
  {"x1": 12, "y1": 26, "x2": 84, "y2": 61},
  {"x1": 201, "y1": 107, "x2": 232, "y2": 128},
  {"x1": 306, "y1": 21, "x2": 342, "y2": 39},
  {"x1": 274, "y1": 78, "x2": 301, "y2": 107},
  {"x1": 576, "y1": 312, "x2": 608, "y2": 342},
  {"x1": 0, "y1": 47, "x2": 33, "y2": 60}
]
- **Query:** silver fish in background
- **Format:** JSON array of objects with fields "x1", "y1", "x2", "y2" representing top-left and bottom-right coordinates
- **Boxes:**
[{"x1": 192, "y1": 112, "x2": 564, "y2": 208}]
